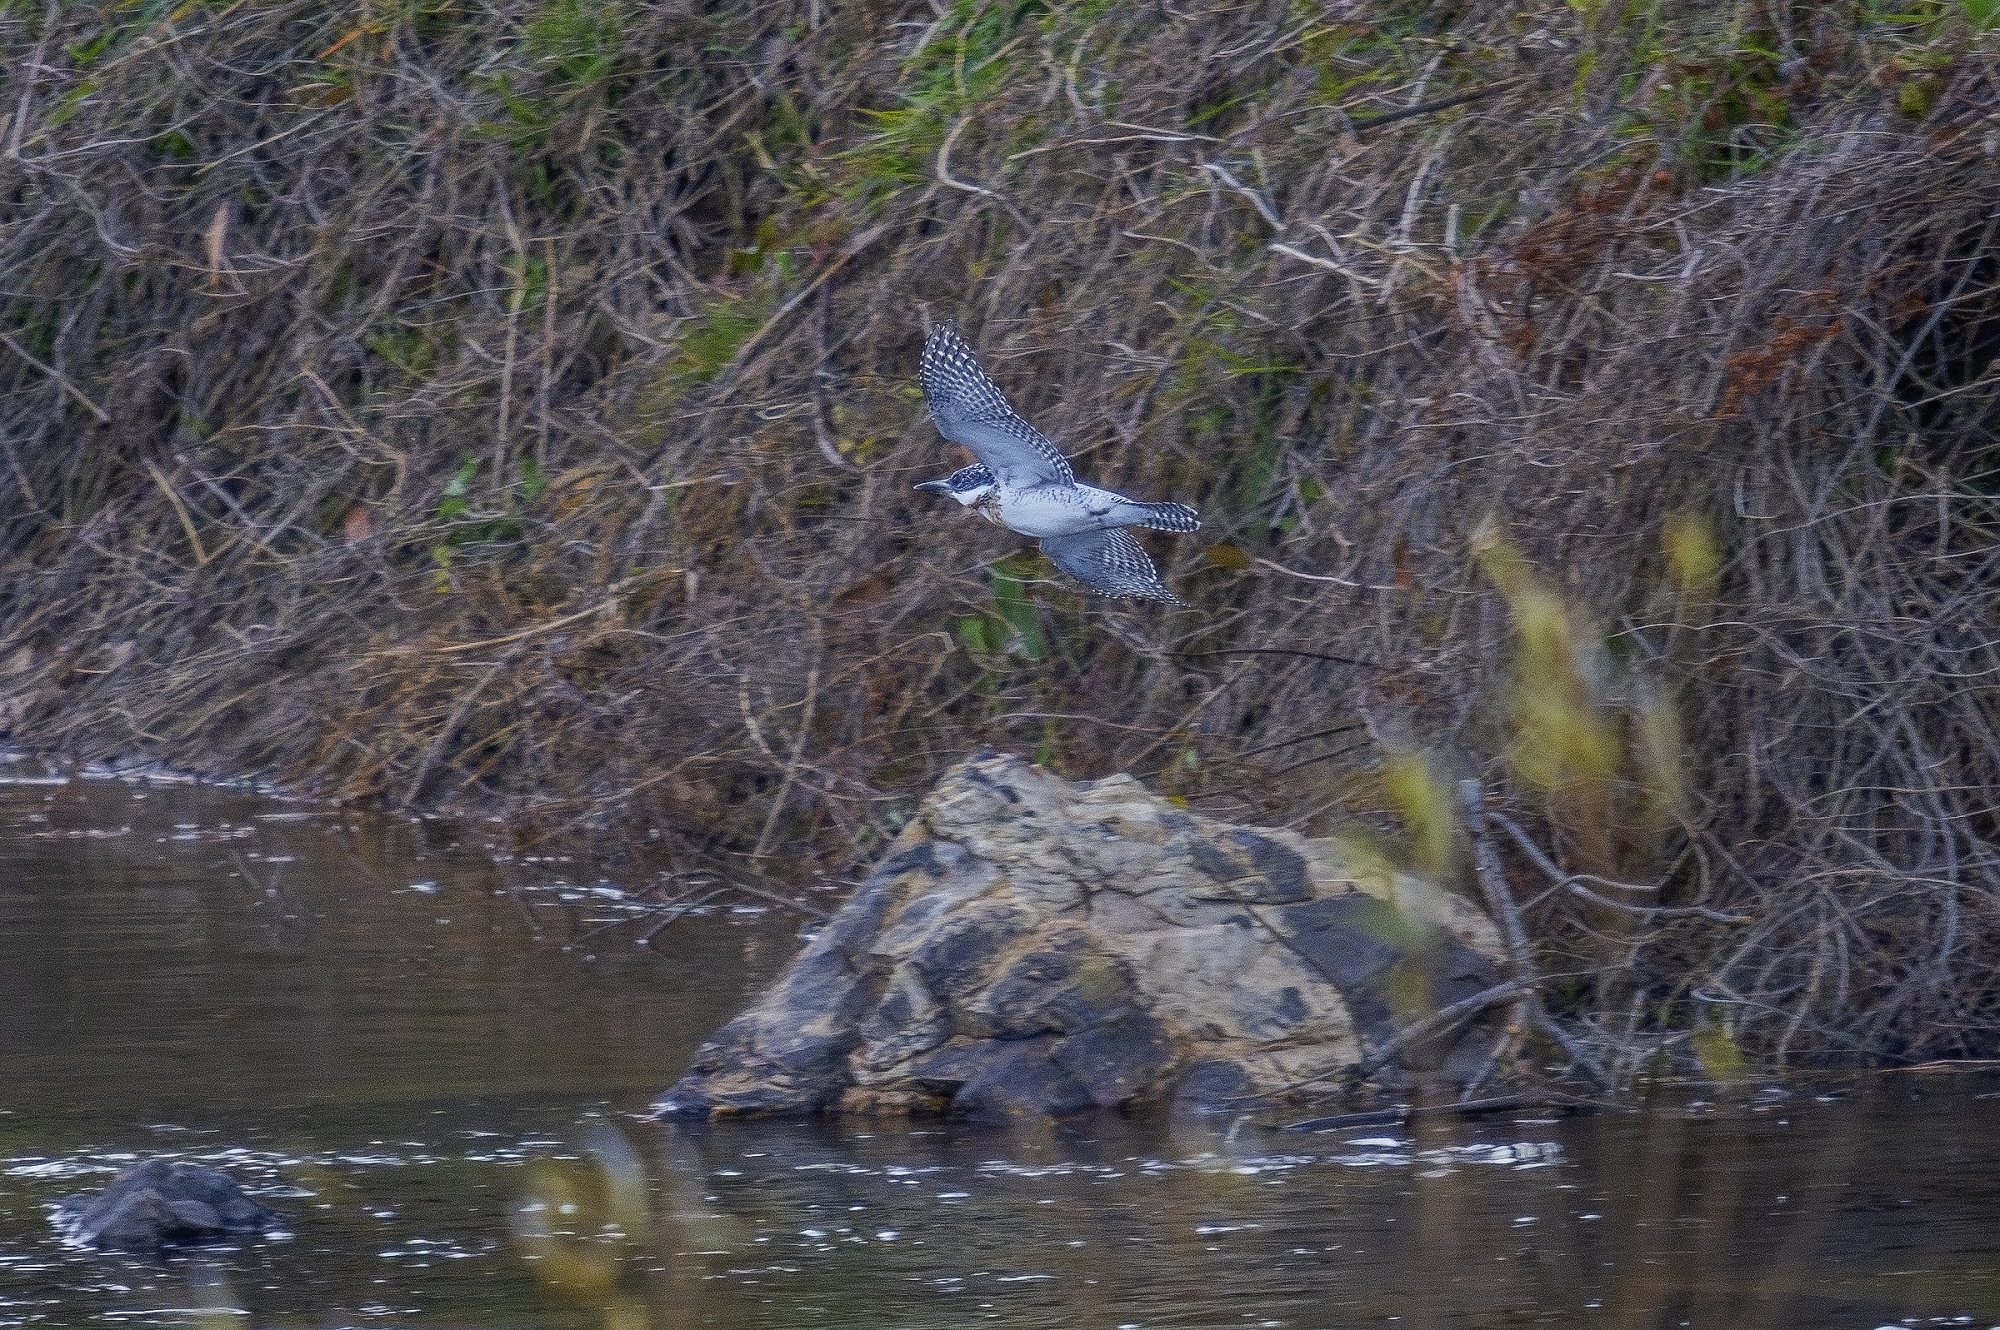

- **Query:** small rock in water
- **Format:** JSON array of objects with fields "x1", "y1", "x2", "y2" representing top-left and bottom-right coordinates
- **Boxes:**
[{"x1": 57, "y1": 1159, "x2": 281, "y2": 1252}]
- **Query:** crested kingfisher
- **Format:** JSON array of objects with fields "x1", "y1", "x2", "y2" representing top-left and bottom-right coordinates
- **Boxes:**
[{"x1": 914, "y1": 322, "x2": 1199, "y2": 606}]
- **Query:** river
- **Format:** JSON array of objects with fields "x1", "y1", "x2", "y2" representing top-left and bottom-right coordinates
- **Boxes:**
[{"x1": 3, "y1": 764, "x2": 1997, "y2": 1328}]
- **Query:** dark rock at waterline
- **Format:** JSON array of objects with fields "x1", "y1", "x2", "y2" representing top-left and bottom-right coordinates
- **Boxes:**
[
  {"x1": 58, "y1": 1159, "x2": 281, "y2": 1251},
  {"x1": 659, "y1": 752, "x2": 1508, "y2": 1122}
]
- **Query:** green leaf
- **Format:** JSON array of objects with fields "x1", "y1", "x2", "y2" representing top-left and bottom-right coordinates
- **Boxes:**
[
  {"x1": 990, "y1": 563, "x2": 1047, "y2": 661},
  {"x1": 506, "y1": 251, "x2": 550, "y2": 312},
  {"x1": 436, "y1": 455, "x2": 478, "y2": 520},
  {"x1": 1690, "y1": 1025, "x2": 1747, "y2": 1082},
  {"x1": 524, "y1": 0, "x2": 624, "y2": 86},
  {"x1": 66, "y1": 25, "x2": 126, "y2": 66}
]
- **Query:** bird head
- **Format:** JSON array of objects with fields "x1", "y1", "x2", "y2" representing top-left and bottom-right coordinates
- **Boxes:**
[{"x1": 913, "y1": 467, "x2": 996, "y2": 509}]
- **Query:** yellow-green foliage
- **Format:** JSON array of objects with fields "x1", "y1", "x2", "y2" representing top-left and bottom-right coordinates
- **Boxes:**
[
  {"x1": 1689, "y1": 1024, "x2": 1747, "y2": 1082},
  {"x1": 1471, "y1": 521, "x2": 1623, "y2": 803},
  {"x1": 1662, "y1": 511, "x2": 1720, "y2": 597},
  {"x1": 1470, "y1": 518, "x2": 1695, "y2": 876},
  {"x1": 1505, "y1": 584, "x2": 1624, "y2": 795},
  {"x1": 1382, "y1": 751, "x2": 1456, "y2": 878}
]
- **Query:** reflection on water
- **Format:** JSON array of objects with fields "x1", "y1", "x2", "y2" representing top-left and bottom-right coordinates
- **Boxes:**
[{"x1": 4, "y1": 766, "x2": 2000, "y2": 1328}]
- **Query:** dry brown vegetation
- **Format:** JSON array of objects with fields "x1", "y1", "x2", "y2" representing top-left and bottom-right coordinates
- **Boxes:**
[{"x1": 2, "y1": 0, "x2": 1996, "y2": 1071}]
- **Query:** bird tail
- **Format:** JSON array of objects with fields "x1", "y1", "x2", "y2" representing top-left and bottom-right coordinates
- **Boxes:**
[{"x1": 1120, "y1": 500, "x2": 1201, "y2": 533}]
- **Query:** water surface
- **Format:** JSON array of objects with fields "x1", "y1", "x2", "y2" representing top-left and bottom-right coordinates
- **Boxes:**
[{"x1": 3, "y1": 766, "x2": 1999, "y2": 1329}]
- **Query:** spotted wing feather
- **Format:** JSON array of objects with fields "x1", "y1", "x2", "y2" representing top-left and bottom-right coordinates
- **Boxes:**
[
  {"x1": 921, "y1": 322, "x2": 1074, "y2": 489},
  {"x1": 1039, "y1": 527, "x2": 1186, "y2": 607}
]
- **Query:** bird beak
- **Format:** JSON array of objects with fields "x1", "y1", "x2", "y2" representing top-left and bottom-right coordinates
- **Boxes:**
[{"x1": 913, "y1": 480, "x2": 951, "y2": 496}]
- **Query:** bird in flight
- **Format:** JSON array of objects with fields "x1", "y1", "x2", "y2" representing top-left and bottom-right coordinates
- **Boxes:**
[{"x1": 913, "y1": 322, "x2": 1199, "y2": 607}]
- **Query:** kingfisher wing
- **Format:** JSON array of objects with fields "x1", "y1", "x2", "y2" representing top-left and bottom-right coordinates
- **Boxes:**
[
  {"x1": 1039, "y1": 528, "x2": 1186, "y2": 606},
  {"x1": 921, "y1": 322, "x2": 1075, "y2": 489}
]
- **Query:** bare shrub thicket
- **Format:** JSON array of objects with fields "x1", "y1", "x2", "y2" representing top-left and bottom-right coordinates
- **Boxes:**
[{"x1": 2, "y1": 0, "x2": 1995, "y2": 1065}]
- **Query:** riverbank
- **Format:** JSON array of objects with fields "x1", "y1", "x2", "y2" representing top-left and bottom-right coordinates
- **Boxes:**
[{"x1": 2, "y1": 1, "x2": 1995, "y2": 1066}]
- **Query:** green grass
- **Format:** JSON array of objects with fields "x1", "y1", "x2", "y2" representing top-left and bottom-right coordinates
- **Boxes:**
[
  {"x1": 524, "y1": 0, "x2": 624, "y2": 86},
  {"x1": 836, "y1": 0, "x2": 1043, "y2": 204}
]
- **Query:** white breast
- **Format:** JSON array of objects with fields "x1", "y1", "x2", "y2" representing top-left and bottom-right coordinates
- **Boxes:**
[{"x1": 993, "y1": 486, "x2": 1100, "y2": 538}]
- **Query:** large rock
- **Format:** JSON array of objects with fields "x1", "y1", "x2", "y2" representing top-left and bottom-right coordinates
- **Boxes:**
[
  {"x1": 660, "y1": 752, "x2": 1507, "y2": 1121},
  {"x1": 58, "y1": 1160, "x2": 281, "y2": 1251}
]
